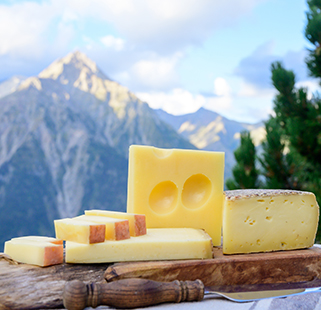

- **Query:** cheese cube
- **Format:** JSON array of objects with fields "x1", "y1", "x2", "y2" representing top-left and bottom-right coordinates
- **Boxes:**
[
  {"x1": 84, "y1": 210, "x2": 146, "y2": 236},
  {"x1": 4, "y1": 236, "x2": 63, "y2": 267},
  {"x1": 73, "y1": 215, "x2": 130, "y2": 240},
  {"x1": 54, "y1": 218, "x2": 105, "y2": 244},
  {"x1": 65, "y1": 228, "x2": 213, "y2": 263},
  {"x1": 126, "y1": 145, "x2": 224, "y2": 245},
  {"x1": 223, "y1": 189, "x2": 319, "y2": 254}
]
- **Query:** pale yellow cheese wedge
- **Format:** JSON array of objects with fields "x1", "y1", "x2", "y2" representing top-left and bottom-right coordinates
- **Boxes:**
[
  {"x1": 73, "y1": 215, "x2": 130, "y2": 240},
  {"x1": 126, "y1": 145, "x2": 225, "y2": 246},
  {"x1": 65, "y1": 228, "x2": 213, "y2": 263},
  {"x1": 54, "y1": 218, "x2": 105, "y2": 244},
  {"x1": 223, "y1": 189, "x2": 319, "y2": 254},
  {"x1": 4, "y1": 236, "x2": 63, "y2": 267},
  {"x1": 85, "y1": 210, "x2": 146, "y2": 236}
]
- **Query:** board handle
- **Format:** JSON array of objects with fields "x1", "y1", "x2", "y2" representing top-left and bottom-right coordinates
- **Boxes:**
[{"x1": 63, "y1": 278, "x2": 204, "y2": 310}]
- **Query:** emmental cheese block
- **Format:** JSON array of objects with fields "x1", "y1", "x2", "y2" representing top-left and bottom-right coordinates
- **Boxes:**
[
  {"x1": 73, "y1": 215, "x2": 130, "y2": 240},
  {"x1": 126, "y1": 145, "x2": 224, "y2": 245},
  {"x1": 65, "y1": 228, "x2": 213, "y2": 263},
  {"x1": 223, "y1": 189, "x2": 319, "y2": 254},
  {"x1": 4, "y1": 236, "x2": 63, "y2": 267},
  {"x1": 84, "y1": 210, "x2": 146, "y2": 236},
  {"x1": 54, "y1": 218, "x2": 105, "y2": 244}
]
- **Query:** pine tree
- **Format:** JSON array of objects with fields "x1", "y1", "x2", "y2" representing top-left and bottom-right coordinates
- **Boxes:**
[
  {"x1": 305, "y1": 0, "x2": 321, "y2": 80},
  {"x1": 225, "y1": 131, "x2": 260, "y2": 190},
  {"x1": 259, "y1": 117, "x2": 301, "y2": 189}
]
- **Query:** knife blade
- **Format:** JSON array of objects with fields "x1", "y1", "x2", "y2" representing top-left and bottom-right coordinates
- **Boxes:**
[
  {"x1": 63, "y1": 278, "x2": 321, "y2": 310},
  {"x1": 205, "y1": 286, "x2": 321, "y2": 302}
]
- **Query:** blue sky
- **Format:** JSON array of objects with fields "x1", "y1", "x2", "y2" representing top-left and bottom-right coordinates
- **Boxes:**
[{"x1": 0, "y1": 0, "x2": 318, "y2": 123}]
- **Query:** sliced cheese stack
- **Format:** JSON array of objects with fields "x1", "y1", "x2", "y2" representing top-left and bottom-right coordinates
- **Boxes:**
[
  {"x1": 54, "y1": 218, "x2": 106, "y2": 244},
  {"x1": 4, "y1": 236, "x2": 63, "y2": 267},
  {"x1": 85, "y1": 209, "x2": 146, "y2": 236},
  {"x1": 223, "y1": 189, "x2": 319, "y2": 254},
  {"x1": 65, "y1": 228, "x2": 213, "y2": 263},
  {"x1": 74, "y1": 215, "x2": 130, "y2": 240},
  {"x1": 126, "y1": 145, "x2": 224, "y2": 246}
]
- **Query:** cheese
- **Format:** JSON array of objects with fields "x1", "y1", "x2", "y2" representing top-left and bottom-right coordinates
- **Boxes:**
[
  {"x1": 65, "y1": 228, "x2": 213, "y2": 263},
  {"x1": 4, "y1": 236, "x2": 63, "y2": 267},
  {"x1": 223, "y1": 189, "x2": 319, "y2": 254},
  {"x1": 84, "y1": 210, "x2": 146, "y2": 236},
  {"x1": 73, "y1": 215, "x2": 130, "y2": 240},
  {"x1": 54, "y1": 218, "x2": 105, "y2": 244},
  {"x1": 126, "y1": 145, "x2": 224, "y2": 245},
  {"x1": 10, "y1": 235, "x2": 63, "y2": 245}
]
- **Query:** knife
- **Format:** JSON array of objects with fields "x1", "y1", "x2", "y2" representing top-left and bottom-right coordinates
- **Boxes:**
[{"x1": 63, "y1": 278, "x2": 321, "y2": 310}]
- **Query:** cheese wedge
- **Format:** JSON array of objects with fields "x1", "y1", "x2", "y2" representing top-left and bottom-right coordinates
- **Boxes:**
[
  {"x1": 84, "y1": 210, "x2": 146, "y2": 236},
  {"x1": 73, "y1": 215, "x2": 130, "y2": 240},
  {"x1": 65, "y1": 228, "x2": 213, "y2": 263},
  {"x1": 54, "y1": 218, "x2": 105, "y2": 244},
  {"x1": 4, "y1": 236, "x2": 63, "y2": 267},
  {"x1": 223, "y1": 189, "x2": 319, "y2": 254},
  {"x1": 126, "y1": 145, "x2": 224, "y2": 245}
]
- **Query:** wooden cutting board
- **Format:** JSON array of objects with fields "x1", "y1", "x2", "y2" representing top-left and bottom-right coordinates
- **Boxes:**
[
  {"x1": 0, "y1": 253, "x2": 111, "y2": 310},
  {"x1": 105, "y1": 246, "x2": 321, "y2": 292},
  {"x1": 2, "y1": 246, "x2": 321, "y2": 309}
]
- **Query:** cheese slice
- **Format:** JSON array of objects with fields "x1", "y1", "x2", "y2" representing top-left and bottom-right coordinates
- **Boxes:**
[
  {"x1": 54, "y1": 218, "x2": 105, "y2": 244},
  {"x1": 126, "y1": 145, "x2": 224, "y2": 245},
  {"x1": 223, "y1": 189, "x2": 319, "y2": 254},
  {"x1": 4, "y1": 236, "x2": 63, "y2": 267},
  {"x1": 84, "y1": 210, "x2": 146, "y2": 236},
  {"x1": 73, "y1": 215, "x2": 130, "y2": 240},
  {"x1": 10, "y1": 235, "x2": 63, "y2": 245},
  {"x1": 65, "y1": 228, "x2": 213, "y2": 263}
]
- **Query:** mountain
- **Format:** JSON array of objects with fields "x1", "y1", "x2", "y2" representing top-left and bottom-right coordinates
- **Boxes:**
[
  {"x1": 0, "y1": 75, "x2": 27, "y2": 99},
  {"x1": 0, "y1": 51, "x2": 195, "y2": 250},
  {"x1": 155, "y1": 108, "x2": 265, "y2": 179}
]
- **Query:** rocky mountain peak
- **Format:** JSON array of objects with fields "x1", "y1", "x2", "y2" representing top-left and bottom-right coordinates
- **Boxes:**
[{"x1": 38, "y1": 50, "x2": 110, "y2": 90}]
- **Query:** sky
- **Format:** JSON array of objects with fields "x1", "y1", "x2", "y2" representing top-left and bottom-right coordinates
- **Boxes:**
[{"x1": 0, "y1": 0, "x2": 319, "y2": 124}]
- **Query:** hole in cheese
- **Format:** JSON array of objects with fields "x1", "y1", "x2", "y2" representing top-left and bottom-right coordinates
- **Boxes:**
[
  {"x1": 181, "y1": 174, "x2": 212, "y2": 209},
  {"x1": 149, "y1": 181, "x2": 178, "y2": 214}
]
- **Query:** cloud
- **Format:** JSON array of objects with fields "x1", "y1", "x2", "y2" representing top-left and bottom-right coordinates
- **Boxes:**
[
  {"x1": 234, "y1": 40, "x2": 310, "y2": 91},
  {"x1": 234, "y1": 41, "x2": 278, "y2": 89},
  {"x1": 0, "y1": 1, "x2": 55, "y2": 57},
  {"x1": 135, "y1": 75, "x2": 274, "y2": 123},
  {"x1": 124, "y1": 52, "x2": 183, "y2": 91},
  {"x1": 0, "y1": 0, "x2": 266, "y2": 60},
  {"x1": 136, "y1": 77, "x2": 232, "y2": 116},
  {"x1": 214, "y1": 77, "x2": 231, "y2": 97},
  {"x1": 100, "y1": 35, "x2": 125, "y2": 51},
  {"x1": 136, "y1": 88, "x2": 206, "y2": 115},
  {"x1": 86, "y1": 0, "x2": 268, "y2": 54}
]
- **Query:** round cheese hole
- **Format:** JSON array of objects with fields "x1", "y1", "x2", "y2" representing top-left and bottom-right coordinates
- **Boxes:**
[
  {"x1": 181, "y1": 174, "x2": 212, "y2": 209},
  {"x1": 149, "y1": 181, "x2": 178, "y2": 214}
]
